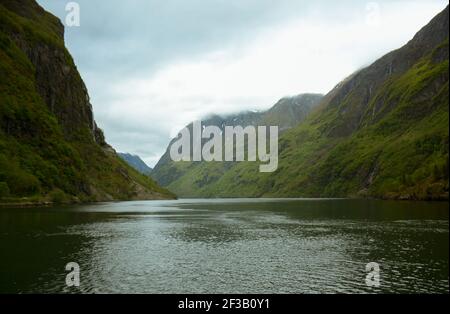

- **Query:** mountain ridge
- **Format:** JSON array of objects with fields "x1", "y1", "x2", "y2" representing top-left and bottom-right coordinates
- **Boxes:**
[
  {"x1": 152, "y1": 93, "x2": 324, "y2": 191},
  {"x1": 153, "y1": 6, "x2": 449, "y2": 200},
  {"x1": 118, "y1": 153, "x2": 153, "y2": 175}
]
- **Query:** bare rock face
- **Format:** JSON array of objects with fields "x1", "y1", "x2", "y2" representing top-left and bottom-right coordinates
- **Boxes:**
[
  {"x1": 19, "y1": 40, "x2": 97, "y2": 139},
  {"x1": 1, "y1": 0, "x2": 103, "y2": 143}
]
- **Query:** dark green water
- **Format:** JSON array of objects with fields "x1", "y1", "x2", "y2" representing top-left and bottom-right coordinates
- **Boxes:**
[{"x1": 0, "y1": 199, "x2": 448, "y2": 294}]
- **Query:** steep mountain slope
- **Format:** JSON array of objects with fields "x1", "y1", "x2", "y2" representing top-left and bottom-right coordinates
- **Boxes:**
[
  {"x1": 266, "y1": 5, "x2": 449, "y2": 200},
  {"x1": 154, "y1": 6, "x2": 449, "y2": 200},
  {"x1": 152, "y1": 94, "x2": 323, "y2": 196},
  {"x1": 118, "y1": 153, "x2": 153, "y2": 175},
  {"x1": 0, "y1": 0, "x2": 175, "y2": 203}
]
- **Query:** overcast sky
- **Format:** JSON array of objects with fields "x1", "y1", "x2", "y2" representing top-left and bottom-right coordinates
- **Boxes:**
[{"x1": 37, "y1": 0, "x2": 448, "y2": 167}]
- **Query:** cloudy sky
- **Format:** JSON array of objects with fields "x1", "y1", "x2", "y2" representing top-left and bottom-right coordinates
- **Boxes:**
[{"x1": 37, "y1": 0, "x2": 448, "y2": 167}]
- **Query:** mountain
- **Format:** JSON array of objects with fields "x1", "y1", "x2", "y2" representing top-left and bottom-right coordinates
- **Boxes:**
[
  {"x1": 118, "y1": 153, "x2": 153, "y2": 175},
  {"x1": 153, "y1": 6, "x2": 449, "y2": 200},
  {"x1": 152, "y1": 93, "x2": 324, "y2": 194},
  {"x1": 0, "y1": 0, "x2": 175, "y2": 204}
]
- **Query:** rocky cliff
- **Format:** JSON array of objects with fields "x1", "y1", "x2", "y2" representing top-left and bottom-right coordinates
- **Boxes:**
[{"x1": 0, "y1": 0, "x2": 175, "y2": 203}]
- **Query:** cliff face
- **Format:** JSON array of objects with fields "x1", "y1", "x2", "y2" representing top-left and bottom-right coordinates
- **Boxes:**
[
  {"x1": 0, "y1": 0, "x2": 175, "y2": 203},
  {"x1": 1, "y1": 0, "x2": 101, "y2": 141}
]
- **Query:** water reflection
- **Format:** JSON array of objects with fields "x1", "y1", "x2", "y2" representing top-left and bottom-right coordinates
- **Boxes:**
[{"x1": 0, "y1": 199, "x2": 448, "y2": 293}]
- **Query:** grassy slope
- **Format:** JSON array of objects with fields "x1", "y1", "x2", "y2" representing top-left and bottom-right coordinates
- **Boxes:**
[
  {"x1": 162, "y1": 40, "x2": 449, "y2": 200},
  {"x1": 0, "y1": 3, "x2": 175, "y2": 203},
  {"x1": 153, "y1": 95, "x2": 323, "y2": 197}
]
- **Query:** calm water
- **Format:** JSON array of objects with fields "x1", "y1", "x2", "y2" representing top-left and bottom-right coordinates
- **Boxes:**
[{"x1": 0, "y1": 199, "x2": 448, "y2": 294}]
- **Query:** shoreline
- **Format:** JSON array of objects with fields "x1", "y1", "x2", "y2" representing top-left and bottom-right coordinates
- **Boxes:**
[{"x1": 1, "y1": 195, "x2": 448, "y2": 208}]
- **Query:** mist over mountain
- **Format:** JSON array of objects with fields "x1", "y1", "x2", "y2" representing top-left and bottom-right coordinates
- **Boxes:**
[
  {"x1": 152, "y1": 93, "x2": 323, "y2": 192},
  {"x1": 153, "y1": 6, "x2": 449, "y2": 200}
]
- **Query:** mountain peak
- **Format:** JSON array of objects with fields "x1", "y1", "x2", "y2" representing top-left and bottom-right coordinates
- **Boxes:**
[
  {"x1": 118, "y1": 153, "x2": 153, "y2": 175},
  {"x1": 320, "y1": 5, "x2": 449, "y2": 138},
  {"x1": 151, "y1": 6, "x2": 448, "y2": 200},
  {"x1": 409, "y1": 5, "x2": 449, "y2": 50}
]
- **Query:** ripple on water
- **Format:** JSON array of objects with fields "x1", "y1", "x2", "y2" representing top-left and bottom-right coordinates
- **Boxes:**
[{"x1": 1, "y1": 199, "x2": 448, "y2": 294}]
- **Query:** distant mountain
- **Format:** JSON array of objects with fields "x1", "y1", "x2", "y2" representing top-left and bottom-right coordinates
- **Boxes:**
[
  {"x1": 0, "y1": 0, "x2": 175, "y2": 203},
  {"x1": 188, "y1": 93, "x2": 323, "y2": 133},
  {"x1": 118, "y1": 153, "x2": 153, "y2": 175},
  {"x1": 152, "y1": 93, "x2": 324, "y2": 191},
  {"x1": 261, "y1": 94, "x2": 324, "y2": 132},
  {"x1": 153, "y1": 6, "x2": 449, "y2": 200}
]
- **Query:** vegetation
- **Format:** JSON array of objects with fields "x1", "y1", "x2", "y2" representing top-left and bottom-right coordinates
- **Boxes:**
[
  {"x1": 0, "y1": 1, "x2": 175, "y2": 204},
  {"x1": 153, "y1": 11, "x2": 449, "y2": 200},
  {"x1": 2, "y1": 1, "x2": 447, "y2": 202}
]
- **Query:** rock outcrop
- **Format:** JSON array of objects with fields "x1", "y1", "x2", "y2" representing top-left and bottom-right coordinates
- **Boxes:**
[{"x1": 0, "y1": 0, "x2": 176, "y2": 203}]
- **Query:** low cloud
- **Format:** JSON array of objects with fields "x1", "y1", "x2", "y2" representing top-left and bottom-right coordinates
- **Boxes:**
[{"x1": 37, "y1": 0, "x2": 448, "y2": 166}]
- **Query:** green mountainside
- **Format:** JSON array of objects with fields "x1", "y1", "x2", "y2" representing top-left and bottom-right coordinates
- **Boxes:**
[
  {"x1": 0, "y1": 0, "x2": 175, "y2": 204},
  {"x1": 118, "y1": 153, "x2": 153, "y2": 175},
  {"x1": 152, "y1": 94, "x2": 324, "y2": 195},
  {"x1": 153, "y1": 6, "x2": 449, "y2": 200}
]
